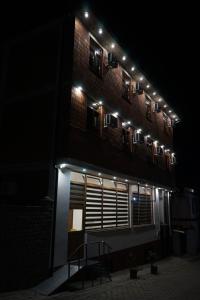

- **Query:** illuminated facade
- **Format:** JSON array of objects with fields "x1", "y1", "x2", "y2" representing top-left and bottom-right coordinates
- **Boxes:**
[{"x1": 0, "y1": 8, "x2": 179, "y2": 293}]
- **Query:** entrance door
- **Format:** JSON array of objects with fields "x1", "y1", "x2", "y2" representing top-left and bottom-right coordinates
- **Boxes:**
[{"x1": 67, "y1": 179, "x2": 85, "y2": 258}]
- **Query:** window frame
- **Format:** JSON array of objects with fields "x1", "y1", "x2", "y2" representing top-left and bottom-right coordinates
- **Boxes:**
[{"x1": 89, "y1": 36, "x2": 103, "y2": 78}]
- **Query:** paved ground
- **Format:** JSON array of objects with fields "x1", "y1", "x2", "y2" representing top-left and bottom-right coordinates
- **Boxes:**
[{"x1": 1, "y1": 255, "x2": 200, "y2": 300}]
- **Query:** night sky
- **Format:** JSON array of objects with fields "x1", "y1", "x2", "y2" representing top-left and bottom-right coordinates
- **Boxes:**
[{"x1": 1, "y1": 1, "x2": 199, "y2": 189}]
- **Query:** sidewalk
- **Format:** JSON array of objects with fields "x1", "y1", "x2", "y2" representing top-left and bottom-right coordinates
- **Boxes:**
[{"x1": 1, "y1": 255, "x2": 200, "y2": 300}]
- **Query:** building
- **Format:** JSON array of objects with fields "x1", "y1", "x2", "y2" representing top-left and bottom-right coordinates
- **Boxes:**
[
  {"x1": 0, "y1": 8, "x2": 180, "y2": 293},
  {"x1": 172, "y1": 187, "x2": 200, "y2": 256}
]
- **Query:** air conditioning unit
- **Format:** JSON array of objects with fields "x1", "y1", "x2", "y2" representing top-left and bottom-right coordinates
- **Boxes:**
[
  {"x1": 154, "y1": 102, "x2": 161, "y2": 113},
  {"x1": 133, "y1": 132, "x2": 144, "y2": 144},
  {"x1": 104, "y1": 114, "x2": 118, "y2": 128},
  {"x1": 135, "y1": 82, "x2": 144, "y2": 95},
  {"x1": 107, "y1": 53, "x2": 118, "y2": 69}
]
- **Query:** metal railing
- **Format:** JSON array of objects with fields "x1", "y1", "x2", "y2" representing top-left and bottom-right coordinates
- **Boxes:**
[{"x1": 67, "y1": 240, "x2": 112, "y2": 281}]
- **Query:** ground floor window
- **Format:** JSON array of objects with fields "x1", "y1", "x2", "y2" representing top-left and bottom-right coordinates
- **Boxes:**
[
  {"x1": 131, "y1": 184, "x2": 154, "y2": 226},
  {"x1": 70, "y1": 172, "x2": 129, "y2": 231}
]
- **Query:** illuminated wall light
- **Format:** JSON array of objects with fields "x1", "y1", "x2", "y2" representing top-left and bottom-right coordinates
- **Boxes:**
[
  {"x1": 60, "y1": 163, "x2": 68, "y2": 169},
  {"x1": 153, "y1": 92, "x2": 156, "y2": 96},
  {"x1": 154, "y1": 140, "x2": 158, "y2": 144},
  {"x1": 146, "y1": 134, "x2": 151, "y2": 138},
  {"x1": 168, "y1": 110, "x2": 172, "y2": 113},
  {"x1": 82, "y1": 168, "x2": 87, "y2": 172},
  {"x1": 146, "y1": 84, "x2": 150, "y2": 88},
  {"x1": 125, "y1": 179, "x2": 129, "y2": 182},
  {"x1": 122, "y1": 55, "x2": 126, "y2": 61},
  {"x1": 75, "y1": 85, "x2": 83, "y2": 93},
  {"x1": 175, "y1": 118, "x2": 178, "y2": 121},
  {"x1": 164, "y1": 104, "x2": 167, "y2": 108},
  {"x1": 98, "y1": 173, "x2": 102, "y2": 176},
  {"x1": 92, "y1": 103, "x2": 97, "y2": 106},
  {"x1": 125, "y1": 80, "x2": 130, "y2": 85},
  {"x1": 161, "y1": 145, "x2": 164, "y2": 148},
  {"x1": 127, "y1": 121, "x2": 131, "y2": 125},
  {"x1": 84, "y1": 11, "x2": 89, "y2": 18},
  {"x1": 172, "y1": 115, "x2": 176, "y2": 118},
  {"x1": 98, "y1": 27, "x2": 103, "y2": 35},
  {"x1": 122, "y1": 122, "x2": 126, "y2": 126},
  {"x1": 112, "y1": 112, "x2": 119, "y2": 118},
  {"x1": 131, "y1": 66, "x2": 135, "y2": 71},
  {"x1": 139, "y1": 76, "x2": 144, "y2": 81},
  {"x1": 113, "y1": 176, "x2": 117, "y2": 180},
  {"x1": 98, "y1": 101, "x2": 103, "y2": 105},
  {"x1": 111, "y1": 43, "x2": 115, "y2": 49},
  {"x1": 158, "y1": 98, "x2": 162, "y2": 102},
  {"x1": 137, "y1": 128, "x2": 142, "y2": 133}
]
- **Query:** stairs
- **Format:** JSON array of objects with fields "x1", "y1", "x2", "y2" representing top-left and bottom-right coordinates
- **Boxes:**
[{"x1": 33, "y1": 241, "x2": 112, "y2": 296}]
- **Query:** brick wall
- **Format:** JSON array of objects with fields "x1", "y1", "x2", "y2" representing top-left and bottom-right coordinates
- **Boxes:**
[{"x1": 64, "y1": 18, "x2": 174, "y2": 186}]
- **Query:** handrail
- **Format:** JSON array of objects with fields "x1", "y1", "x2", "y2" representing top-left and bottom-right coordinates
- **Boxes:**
[
  {"x1": 68, "y1": 240, "x2": 112, "y2": 262},
  {"x1": 67, "y1": 240, "x2": 112, "y2": 279}
]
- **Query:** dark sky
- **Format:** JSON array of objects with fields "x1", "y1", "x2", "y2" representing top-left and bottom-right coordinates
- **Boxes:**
[{"x1": 1, "y1": 1, "x2": 199, "y2": 188}]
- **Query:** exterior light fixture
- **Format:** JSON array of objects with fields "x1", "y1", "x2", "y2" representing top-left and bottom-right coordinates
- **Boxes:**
[
  {"x1": 125, "y1": 80, "x2": 130, "y2": 85},
  {"x1": 122, "y1": 55, "x2": 126, "y2": 61},
  {"x1": 125, "y1": 179, "x2": 128, "y2": 182},
  {"x1": 98, "y1": 101, "x2": 103, "y2": 105},
  {"x1": 161, "y1": 145, "x2": 164, "y2": 148},
  {"x1": 98, "y1": 28, "x2": 103, "y2": 35},
  {"x1": 92, "y1": 103, "x2": 97, "y2": 106},
  {"x1": 131, "y1": 66, "x2": 135, "y2": 71},
  {"x1": 175, "y1": 118, "x2": 178, "y2": 121},
  {"x1": 122, "y1": 122, "x2": 126, "y2": 126},
  {"x1": 113, "y1": 176, "x2": 117, "y2": 180},
  {"x1": 145, "y1": 184, "x2": 148, "y2": 187},
  {"x1": 146, "y1": 134, "x2": 151, "y2": 138},
  {"x1": 139, "y1": 76, "x2": 144, "y2": 81},
  {"x1": 172, "y1": 115, "x2": 176, "y2": 118},
  {"x1": 137, "y1": 128, "x2": 142, "y2": 133},
  {"x1": 158, "y1": 98, "x2": 162, "y2": 102},
  {"x1": 60, "y1": 164, "x2": 68, "y2": 169},
  {"x1": 127, "y1": 121, "x2": 131, "y2": 125},
  {"x1": 82, "y1": 168, "x2": 87, "y2": 172},
  {"x1": 168, "y1": 110, "x2": 172, "y2": 113},
  {"x1": 84, "y1": 11, "x2": 89, "y2": 18},
  {"x1": 75, "y1": 85, "x2": 83, "y2": 93},
  {"x1": 111, "y1": 43, "x2": 115, "y2": 49},
  {"x1": 153, "y1": 92, "x2": 156, "y2": 96},
  {"x1": 112, "y1": 112, "x2": 119, "y2": 118},
  {"x1": 98, "y1": 173, "x2": 102, "y2": 176},
  {"x1": 164, "y1": 104, "x2": 167, "y2": 108},
  {"x1": 146, "y1": 84, "x2": 150, "y2": 88}
]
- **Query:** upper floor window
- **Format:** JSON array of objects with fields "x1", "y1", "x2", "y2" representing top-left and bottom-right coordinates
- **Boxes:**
[
  {"x1": 86, "y1": 97, "x2": 100, "y2": 132},
  {"x1": 89, "y1": 37, "x2": 103, "y2": 77},
  {"x1": 122, "y1": 71, "x2": 131, "y2": 102},
  {"x1": 145, "y1": 95, "x2": 152, "y2": 122}
]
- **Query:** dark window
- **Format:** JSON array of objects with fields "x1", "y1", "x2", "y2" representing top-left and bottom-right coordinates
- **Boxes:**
[
  {"x1": 122, "y1": 71, "x2": 131, "y2": 101},
  {"x1": 122, "y1": 128, "x2": 130, "y2": 150},
  {"x1": 132, "y1": 185, "x2": 154, "y2": 226},
  {"x1": 89, "y1": 37, "x2": 103, "y2": 77},
  {"x1": 145, "y1": 96, "x2": 152, "y2": 121},
  {"x1": 87, "y1": 105, "x2": 100, "y2": 131}
]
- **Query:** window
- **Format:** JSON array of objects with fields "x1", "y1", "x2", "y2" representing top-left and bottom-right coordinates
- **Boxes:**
[
  {"x1": 68, "y1": 209, "x2": 83, "y2": 231},
  {"x1": 87, "y1": 105, "x2": 100, "y2": 131},
  {"x1": 163, "y1": 112, "x2": 172, "y2": 134},
  {"x1": 122, "y1": 128, "x2": 131, "y2": 151},
  {"x1": 89, "y1": 37, "x2": 103, "y2": 77},
  {"x1": 85, "y1": 176, "x2": 129, "y2": 230},
  {"x1": 122, "y1": 71, "x2": 131, "y2": 101},
  {"x1": 131, "y1": 184, "x2": 154, "y2": 226},
  {"x1": 145, "y1": 96, "x2": 152, "y2": 121}
]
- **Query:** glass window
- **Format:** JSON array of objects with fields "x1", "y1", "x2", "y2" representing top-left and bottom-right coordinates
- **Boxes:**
[
  {"x1": 68, "y1": 209, "x2": 83, "y2": 231},
  {"x1": 89, "y1": 37, "x2": 103, "y2": 77},
  {"x1": 131, "y1": 184, "x2": 154, "y2": 226},
  {"x1": 122, "y1": 71, "x2": 131, "y2": 101}
]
